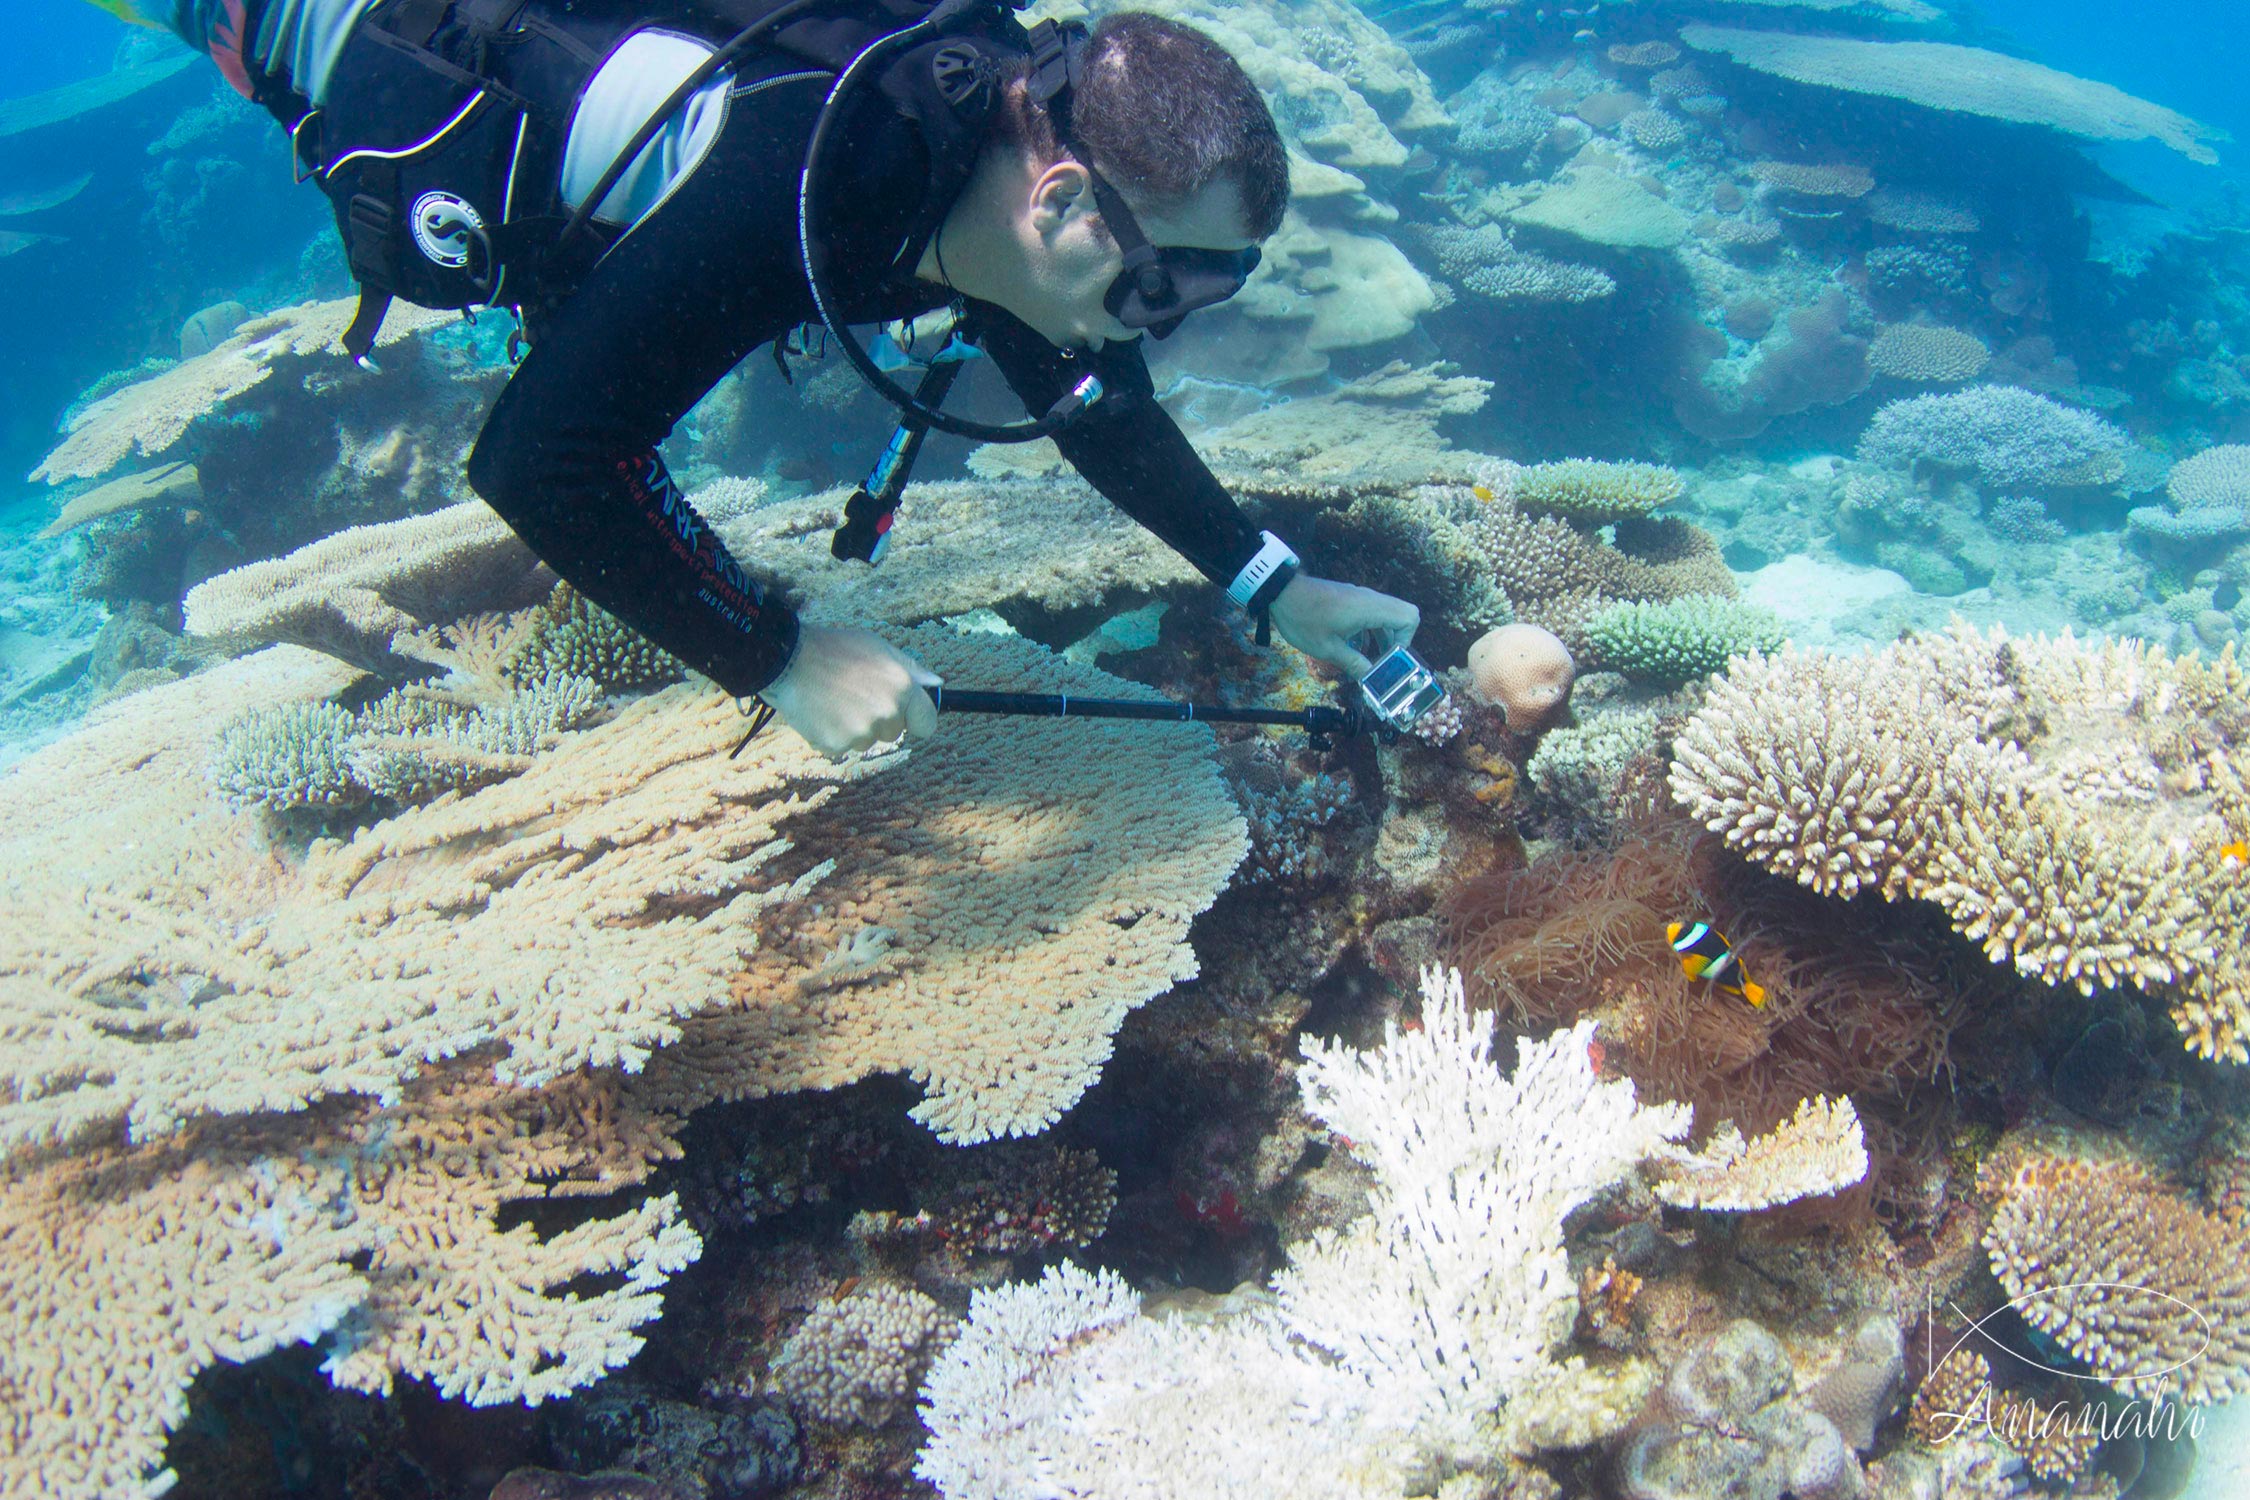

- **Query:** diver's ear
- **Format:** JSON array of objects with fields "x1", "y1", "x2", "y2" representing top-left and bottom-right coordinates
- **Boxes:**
[{"x1": 1027, "y1": 160, "x2": 1092, "y2": 237}]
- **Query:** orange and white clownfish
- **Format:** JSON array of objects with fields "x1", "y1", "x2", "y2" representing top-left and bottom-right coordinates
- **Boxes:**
[{"x1": 1666, "y1": 920, "x2": 1767, "y2": 1008}]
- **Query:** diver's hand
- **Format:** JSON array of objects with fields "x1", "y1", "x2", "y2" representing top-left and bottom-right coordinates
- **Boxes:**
[
  {"x1": 1265, "y1": 573, "x2": 1420, "y2": 679},
  {"x1": 758, "y1": 624, "x2": 941, "y2": 757}
]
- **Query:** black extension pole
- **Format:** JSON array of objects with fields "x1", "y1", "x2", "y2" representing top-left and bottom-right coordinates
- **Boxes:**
[{"x1": 929, "y1": 686, "x2": 1366, "y2": 739}]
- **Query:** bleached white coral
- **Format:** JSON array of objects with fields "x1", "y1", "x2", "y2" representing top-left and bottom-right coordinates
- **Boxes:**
[{"x1": 919, "y1": 968, "x2": 1709, "y2": 1496}]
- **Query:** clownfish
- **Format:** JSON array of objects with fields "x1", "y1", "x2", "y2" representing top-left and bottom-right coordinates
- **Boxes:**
[
  {"x1": 1667, "y1": 920, "x2": 1767, "y2": 1008},
  {"x1": 2222, "y1": 839, "x2": 2248, "y2": 870}
]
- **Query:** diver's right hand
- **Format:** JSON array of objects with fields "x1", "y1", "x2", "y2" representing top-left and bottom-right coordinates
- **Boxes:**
[{"x1": 758, "y1": 624, "x2": 941, "y2": 758}]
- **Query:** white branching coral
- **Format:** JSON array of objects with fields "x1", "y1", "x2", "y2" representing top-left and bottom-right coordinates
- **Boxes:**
[{"x1": 917, "y1": 968, "x2": 1859, "y2": 1496}]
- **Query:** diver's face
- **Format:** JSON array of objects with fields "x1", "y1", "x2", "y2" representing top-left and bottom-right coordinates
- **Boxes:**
[{"x1": 1012, "y1": 166, "x2": 1257, "y2": 351}]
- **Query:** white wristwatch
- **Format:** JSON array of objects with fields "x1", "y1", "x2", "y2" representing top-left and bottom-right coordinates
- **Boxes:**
[{"x1": 1227, "y1": 531, "x2": 1300, "y2": 608}]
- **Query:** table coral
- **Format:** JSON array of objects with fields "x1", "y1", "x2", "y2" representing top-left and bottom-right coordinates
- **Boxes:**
[
  {"x1": 2167, "y1": 444, "x2": 2250, "y2": 513},
  {"x1": 32, "y1": 296, "x2": 455, "y2": 483},
  {"x1": 1670, "y1": 624, "x2": 2250, "y2": 1061},
  {"x1": 1867, "y1": 324, "x2": 1991, "y2": 384},
  {"x1": 1681, "y1": 24, "x2": 2223, "y2": 163},
  {"x1": 1516, "y1": 459, "x2": 1686, "y2": 526},
  {"x1": 1858, "y1": 386, "x2": 2127, "y2": 490}
]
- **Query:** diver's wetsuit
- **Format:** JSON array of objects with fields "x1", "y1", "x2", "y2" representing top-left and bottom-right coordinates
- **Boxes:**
[{"x1": 466, "y1": 52, "x2": 1272, "y2": 696}]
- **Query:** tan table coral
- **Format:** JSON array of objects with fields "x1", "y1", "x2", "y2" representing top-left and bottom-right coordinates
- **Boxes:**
[
  {"x1": 33, "y1": 295, "x2": 456, "y2": 483},
  {"x1": 1671, "y1": 624, "x2": 2250, "y2": 1061}
]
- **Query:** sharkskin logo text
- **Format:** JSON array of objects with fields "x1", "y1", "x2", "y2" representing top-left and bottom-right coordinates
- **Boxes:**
[{"x1": 1922, "y1": 1285, "x2": 2212, "y2": 1448}]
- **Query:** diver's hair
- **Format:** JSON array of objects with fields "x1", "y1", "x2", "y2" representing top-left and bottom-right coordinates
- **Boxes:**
[{"x1": 998, "y1": 13, "x2": 1290, "y2": 240}]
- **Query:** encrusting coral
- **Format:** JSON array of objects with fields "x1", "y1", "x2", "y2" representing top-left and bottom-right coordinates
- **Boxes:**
[
  {"x1": 915, "y1": 967, "x2": 1863, "y2": 1497},
  {"x1": 1670, "y1": 624, "x2": 2250, "y2": 1061}
]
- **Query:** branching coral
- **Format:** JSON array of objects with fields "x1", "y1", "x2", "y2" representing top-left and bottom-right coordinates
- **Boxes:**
[
  {"x1": 1582, "y1": 595, "x2": 1786, "y2": 688},
  {"x1": 1671, "y1": 625, "x2": 2250, "y2": 1060},
  {"x1": 1412, "y1": 222, "x2": 1616, "y2": 305},
  {"x1": 1982, "y1": 1152, "x2": 2250, "y2": 1405},
  {"x1": 1471, "y1": 496, "x2": 1736, "y2": 654},
  {"x1": 1515, "y1": 460, "x2": 1685, "y2": 526},
  {"x1": 772, "y1": 1283, "x2": 950, "y2": 1425},
  {"x1": 1858, "y1": 386, "x2": 2127, "y2": 490},
  {"x1": 2168, "y1": 444, "x2": 2250, "y2": 514}
]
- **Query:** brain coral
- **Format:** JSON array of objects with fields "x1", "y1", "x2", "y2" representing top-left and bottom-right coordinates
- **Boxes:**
[
  {"x1": 1681, "y1": 25, "x2": 2223, "y2": 162},
  {"x1": 1867, "y1": 324, "x2": 1990, "y2": 383},
  {"x1": 1670, "y1": 625, "x2": 2250, "y2": 1061},
  {"x1": 2168, "y1": 444, "x2": 2250, "y2": 513},
  {"x1": 1857, "y1": 385, "x2": 2126, "y2": 489}
]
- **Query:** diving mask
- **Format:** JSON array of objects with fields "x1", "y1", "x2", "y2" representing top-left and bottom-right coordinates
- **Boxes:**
[{"x1": 1082, "y1": 167, "x2": 1260, "y2": 339}]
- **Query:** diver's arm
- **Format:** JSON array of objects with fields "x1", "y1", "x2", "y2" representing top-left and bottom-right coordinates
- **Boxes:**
[
  {"x1": 978, "y1": 313, "x2": 1273, "y2": 588},
  {"x1": 468, "y1": 87, "x2": 833, "y2": 698}
]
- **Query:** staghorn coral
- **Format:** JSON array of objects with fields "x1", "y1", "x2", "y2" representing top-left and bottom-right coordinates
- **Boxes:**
[
  {"x1": 208, "y1": 699, "x2": 369, "y2": 814},
  {"x1": 1867, "y1": 324, "x2": 1991, "y2": 383},
  {"x1": 31, "y1": 296, "x2": 456, "y2": 483},
  {"x1": 1671, "y1": 624, "x2": 2250, "y2": 1060},
  {"x1": 183, "y1": 500, "x2": 554, "y2": 672},
  {"x1": 1582, "y1": 595, "x2": 1787, "y2": 689},
  {"x1": 1858, "y1": 386, "x2": 2127, "y2": 490},
  {"x1": 1473, "y1": 501, "x2": 1737, "y2": 655},
  {"x1": 514, "y1": 583, "x2": 686, "y2": 693},
  {"x1": 2167, "y1": 443, "x2": 2250, "y2": 513},
  {"x1": 916, "y1": 968, "x2": 1854, "y2": 1496},
  {"x1": 1983, "y1": 1151, "x2": 2250, "y2": 1405},
  {"x1": 1985, "y1": 495, "x2": 2067, "y2": 544},
  {"x1": 1515, "y1": 460, "x2": 1685, "y2": 526},
  {"x1": 1620, "y1": 109, "x2": 1688, "y2": 153},
  {"x1": 771, "y1": 1283, "x2": 950, "y2": 1425},
  {"x1": 1681, "y1": 25, "x2": 2223, "y2": 162}
]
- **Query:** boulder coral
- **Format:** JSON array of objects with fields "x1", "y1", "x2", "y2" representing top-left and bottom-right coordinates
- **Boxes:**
[{"x1": 1467, "y1": 622, "x2": 1576, "y2": 729}]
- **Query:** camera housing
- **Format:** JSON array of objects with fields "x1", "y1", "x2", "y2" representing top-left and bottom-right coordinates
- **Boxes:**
[{"x1": 1357, "y1": 646, "x2": 1448, "y2": 735}]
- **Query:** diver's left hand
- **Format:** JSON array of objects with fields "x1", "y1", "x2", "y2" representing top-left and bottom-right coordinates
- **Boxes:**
[{"x1": 1266, "y1": 573, "x2": 1419, "y2": 679}]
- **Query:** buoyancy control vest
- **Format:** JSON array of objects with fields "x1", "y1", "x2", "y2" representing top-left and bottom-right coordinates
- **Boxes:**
[{"x1": 237, "y1": 0, "x2": 1025, "y2": 357}]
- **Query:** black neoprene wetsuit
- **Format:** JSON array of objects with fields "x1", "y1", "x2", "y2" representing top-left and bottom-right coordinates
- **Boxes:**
[{"x1": 464, "y1": 50, "x2": 1273, "y2": 698}]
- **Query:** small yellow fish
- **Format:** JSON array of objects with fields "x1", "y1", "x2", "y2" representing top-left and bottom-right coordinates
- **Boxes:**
[
  {"x1": 1471, "y1": 483, "x2": 1496, "y2": 503},
  {"x1": 1667, "y1": 920, "x2": 1767, "y2": 1008},
  {"x1": 2222, "y1": 839, "x2": 2248, "y2": 870},
  {"x1": 81, "y1": 0, "x2": 160, "y2": 26}
]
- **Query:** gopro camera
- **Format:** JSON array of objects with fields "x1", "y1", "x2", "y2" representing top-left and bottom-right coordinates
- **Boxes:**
[{"x1": 1357, "y1": 646, "x2": 1448, "y2": 735}]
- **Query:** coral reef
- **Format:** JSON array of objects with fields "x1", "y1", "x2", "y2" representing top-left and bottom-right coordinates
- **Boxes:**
[
  {"x1": 1857, "y1": 386, "x2": 2127, "y2": 491},
  {"x1": 1982, "y1": 1150, "x2": 2250, "y2": 1404},
  {"x1": 770, "y1": 1283, "x2": 950, "y2": 1426},
  {"x1": 1679, "y1": 25, "x2": 2224, "y2": 163},
  {"x1": 1582, "y1": 594, "x2": 1787, "y2": 688},
  {"x1": 917, "y1": 968, "x2": 1854, "y2": 1496},
  {"x1": 1515, "y1": 460, "x2": 1685, "y2": 526},
  {"x1": 1466, "y1": 621, "x2": 1576, "y2": 730},
  {"x1": 1671, "y1": 625, "x2": 2250, "y2": 1060}
]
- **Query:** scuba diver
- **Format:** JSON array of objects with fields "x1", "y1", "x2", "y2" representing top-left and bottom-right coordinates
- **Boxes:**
[{"x1": 118, "y1": 0, "x2": 1422, "y2": 755}]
